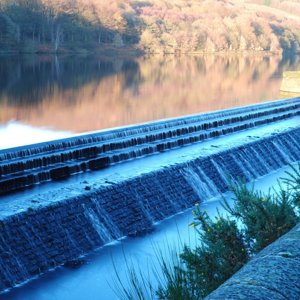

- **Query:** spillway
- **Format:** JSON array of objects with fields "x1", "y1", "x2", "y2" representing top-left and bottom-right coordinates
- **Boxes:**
[
  {"x1": 1, "y1": 97, "x2": 300, "y2": 195},
  {"x1": 0, "y1": 97, "x2": 299, "y2": 293}
]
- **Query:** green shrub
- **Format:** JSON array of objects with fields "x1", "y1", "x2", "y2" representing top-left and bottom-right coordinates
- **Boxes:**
[
  {"x1": 282, "y1": 164, "x2": 300, "y2": 208},
  {"x1": 176, "y1": 210, "x2": 248, "y2": 298},
  {"x1": 222, "y1": 180, "x2": 299, "y2": 253}
]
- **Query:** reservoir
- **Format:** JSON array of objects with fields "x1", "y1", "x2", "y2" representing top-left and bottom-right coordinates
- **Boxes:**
[{"x1": 1, "y1": 54, "x2": 300, "y2": 148}]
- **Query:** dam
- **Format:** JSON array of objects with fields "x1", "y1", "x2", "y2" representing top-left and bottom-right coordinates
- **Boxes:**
[{"x1": 0, "y1": 97, "x2": 300, "y2": 294}]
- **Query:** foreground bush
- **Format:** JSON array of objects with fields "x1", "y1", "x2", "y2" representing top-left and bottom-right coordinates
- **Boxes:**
[
  {"x1": 113, "y1": 164, "x2": 300, "y2": 300},
  {"x1": 222, "y1": 181, "x2": 298, "y2": 253},
  {"x1": 156, "y1": 212, "x2": 248, "y2": 299}
]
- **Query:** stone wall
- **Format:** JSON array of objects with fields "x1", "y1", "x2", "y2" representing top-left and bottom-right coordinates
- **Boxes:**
[
  {"x1": 206, "y1": 223, "x2": 300, "y2": 300},
  {"x1": 0, "y1": 127, "x2": 299, "y2": 292}
]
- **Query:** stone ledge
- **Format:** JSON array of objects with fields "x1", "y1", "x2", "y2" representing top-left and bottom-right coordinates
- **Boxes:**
[{"x1": 206, "y1": 223, "x2": 300, "y2": 300}]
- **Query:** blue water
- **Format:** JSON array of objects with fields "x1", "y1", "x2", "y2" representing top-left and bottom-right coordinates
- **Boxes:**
[{"x1": 0, "y1": 166, "x2": 292, "y2": 300}]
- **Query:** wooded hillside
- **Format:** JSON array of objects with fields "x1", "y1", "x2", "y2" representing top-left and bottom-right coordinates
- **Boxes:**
[{"x1": 1, "y1": 0, "x2": 300, "y2": 54}]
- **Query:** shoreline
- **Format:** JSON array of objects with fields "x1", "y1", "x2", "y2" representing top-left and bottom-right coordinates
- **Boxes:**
[{"x1": 0, "y1": 48, "x2": 298, "y2": 57}]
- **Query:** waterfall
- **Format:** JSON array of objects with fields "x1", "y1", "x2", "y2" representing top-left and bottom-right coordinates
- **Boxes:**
[
  {"x1": 179, "y1": 129, "x2": 300, "y2": 204},
  {"x1": 83, "y1": 206, "x2": 114, "y2": 244},
  {"x1": 0, "y1": 103, "x2": 299, "y2": 293},
  {"x1": 1, "y1": 96, "x2": 299, "y2": 162},
  {"x1": 181, "y1": 167, "x2": 219, "y2": 201},
  {"x1": 0, "y1": 97, "x2": 300, "y2": 195}
]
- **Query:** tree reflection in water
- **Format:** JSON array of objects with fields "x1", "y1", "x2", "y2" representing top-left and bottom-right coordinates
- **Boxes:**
[{"x1": 0, "y1": 54, "x2": 300, "y2": 133}]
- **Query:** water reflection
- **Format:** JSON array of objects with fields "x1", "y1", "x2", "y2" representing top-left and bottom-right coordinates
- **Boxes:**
[
  {"x1": 0, "y1": 54, "x2": 300, "y2": 133},
  {"x1": 0, "y1": 55, "x2": 140, "y2": 105}
]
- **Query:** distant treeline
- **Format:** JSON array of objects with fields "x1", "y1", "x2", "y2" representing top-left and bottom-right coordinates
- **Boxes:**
[
  {"x1": 0, "y1": 0, "x2": 300, "y2": 54},
  {"x1": 0, "y1": 0, "x2": 140, "y2": 53}
]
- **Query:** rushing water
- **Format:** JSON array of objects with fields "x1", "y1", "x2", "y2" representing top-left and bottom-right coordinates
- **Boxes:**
[
  {"x1": 0, "y1": 166, "x2": 292, "y2": 300},
  {"x1": 0, "y1": 54, "x2": 300, "y2": 148}
]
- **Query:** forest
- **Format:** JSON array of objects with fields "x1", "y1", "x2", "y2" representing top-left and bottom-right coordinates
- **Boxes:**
[{"x1": 0, "y1": 0, "x2": 300, "y2": 54}]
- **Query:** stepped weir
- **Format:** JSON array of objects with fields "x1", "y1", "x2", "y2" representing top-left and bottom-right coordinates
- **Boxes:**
[{"x1": 0, "y1": 97, "x2": 300, "y2": 293}]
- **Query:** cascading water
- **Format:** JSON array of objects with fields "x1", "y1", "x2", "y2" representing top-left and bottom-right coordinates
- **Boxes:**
[
  {"x1": 0, "y1": 126, "x2": 299, "y2": 293},
  {"x1": 0, "y1": 97, "x2": 299, "y2": 294},
  {"x1": 83, "y1": 205, "x2": 114, "y2": 244},
  {"x1": 0, "y1": 97, "x2": 300, "y2": 195},
  {"x1": 181, "y1": 167, "x2": 218, "y2": 200}
]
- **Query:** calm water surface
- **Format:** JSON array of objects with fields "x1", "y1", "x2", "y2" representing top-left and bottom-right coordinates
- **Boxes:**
[{"x1": 0, "y1": 54, "x2": 300, "y2": 147}]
